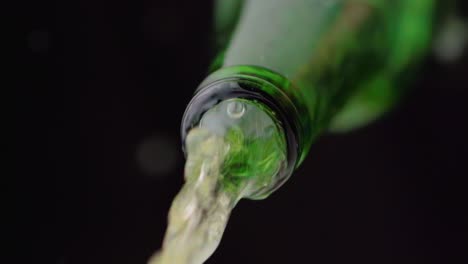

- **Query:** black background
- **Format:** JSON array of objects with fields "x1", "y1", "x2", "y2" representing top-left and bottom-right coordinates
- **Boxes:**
[{"x1": 18, "y1": 1, "x2": 467, "y2": 263}]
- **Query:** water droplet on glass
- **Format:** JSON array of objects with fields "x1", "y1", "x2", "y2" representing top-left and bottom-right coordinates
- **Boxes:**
[{"x1": 226, "y1": 101, "x2": 245, "y2": 119}]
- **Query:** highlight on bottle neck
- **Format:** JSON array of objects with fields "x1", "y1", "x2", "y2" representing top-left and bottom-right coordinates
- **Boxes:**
[{"x1": 181, "y1": 71, "x2": 301, "y2": 199}]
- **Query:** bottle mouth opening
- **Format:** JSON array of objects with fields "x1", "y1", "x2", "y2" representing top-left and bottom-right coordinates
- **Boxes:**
[{"x1": 181, "y1": 76, "x2": 300, "y2": 199}]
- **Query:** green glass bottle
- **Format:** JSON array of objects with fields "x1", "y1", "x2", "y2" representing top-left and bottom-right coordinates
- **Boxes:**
[{"x1": 181, "y1": 0, "x2": 437, "y2": 200}]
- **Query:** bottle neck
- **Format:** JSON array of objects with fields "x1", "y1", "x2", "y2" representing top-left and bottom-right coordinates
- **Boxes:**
[
  {"x1": 210, "y1": 1, "x2": 389, "y2": 156},
  {"x1": 181, "y1": 66, "x2": 304, "y2": 198},
  {"x1": 213, "y1": 0, "x2": 437, "y2": 134},
  {"x1": 184, "y1": 1, "x2": 438, "y2": 195}
]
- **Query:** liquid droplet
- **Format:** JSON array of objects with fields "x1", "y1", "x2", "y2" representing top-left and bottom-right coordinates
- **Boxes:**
[{"x1": 226, "y1": 101, "x2": 245, "y2": 119}]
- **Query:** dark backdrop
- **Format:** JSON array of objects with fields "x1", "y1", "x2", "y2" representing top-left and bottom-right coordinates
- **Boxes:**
[{"x1": 18, "y1": 1, "x2": 467, "y2": 263}]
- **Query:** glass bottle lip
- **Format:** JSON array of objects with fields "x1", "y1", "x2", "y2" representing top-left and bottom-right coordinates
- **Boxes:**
[{"x1": 181, "y1": 76, "x2": 300, "y2": 198}]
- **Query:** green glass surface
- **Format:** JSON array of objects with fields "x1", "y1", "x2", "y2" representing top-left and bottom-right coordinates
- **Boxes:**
[{"x1": 211, "y1": 0, "x2": 436, "y2": 163}]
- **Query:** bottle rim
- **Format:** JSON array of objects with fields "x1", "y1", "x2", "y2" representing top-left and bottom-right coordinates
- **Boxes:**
[{"x1": 181, "y1": 75, "x2": 300, "y2": 199}]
